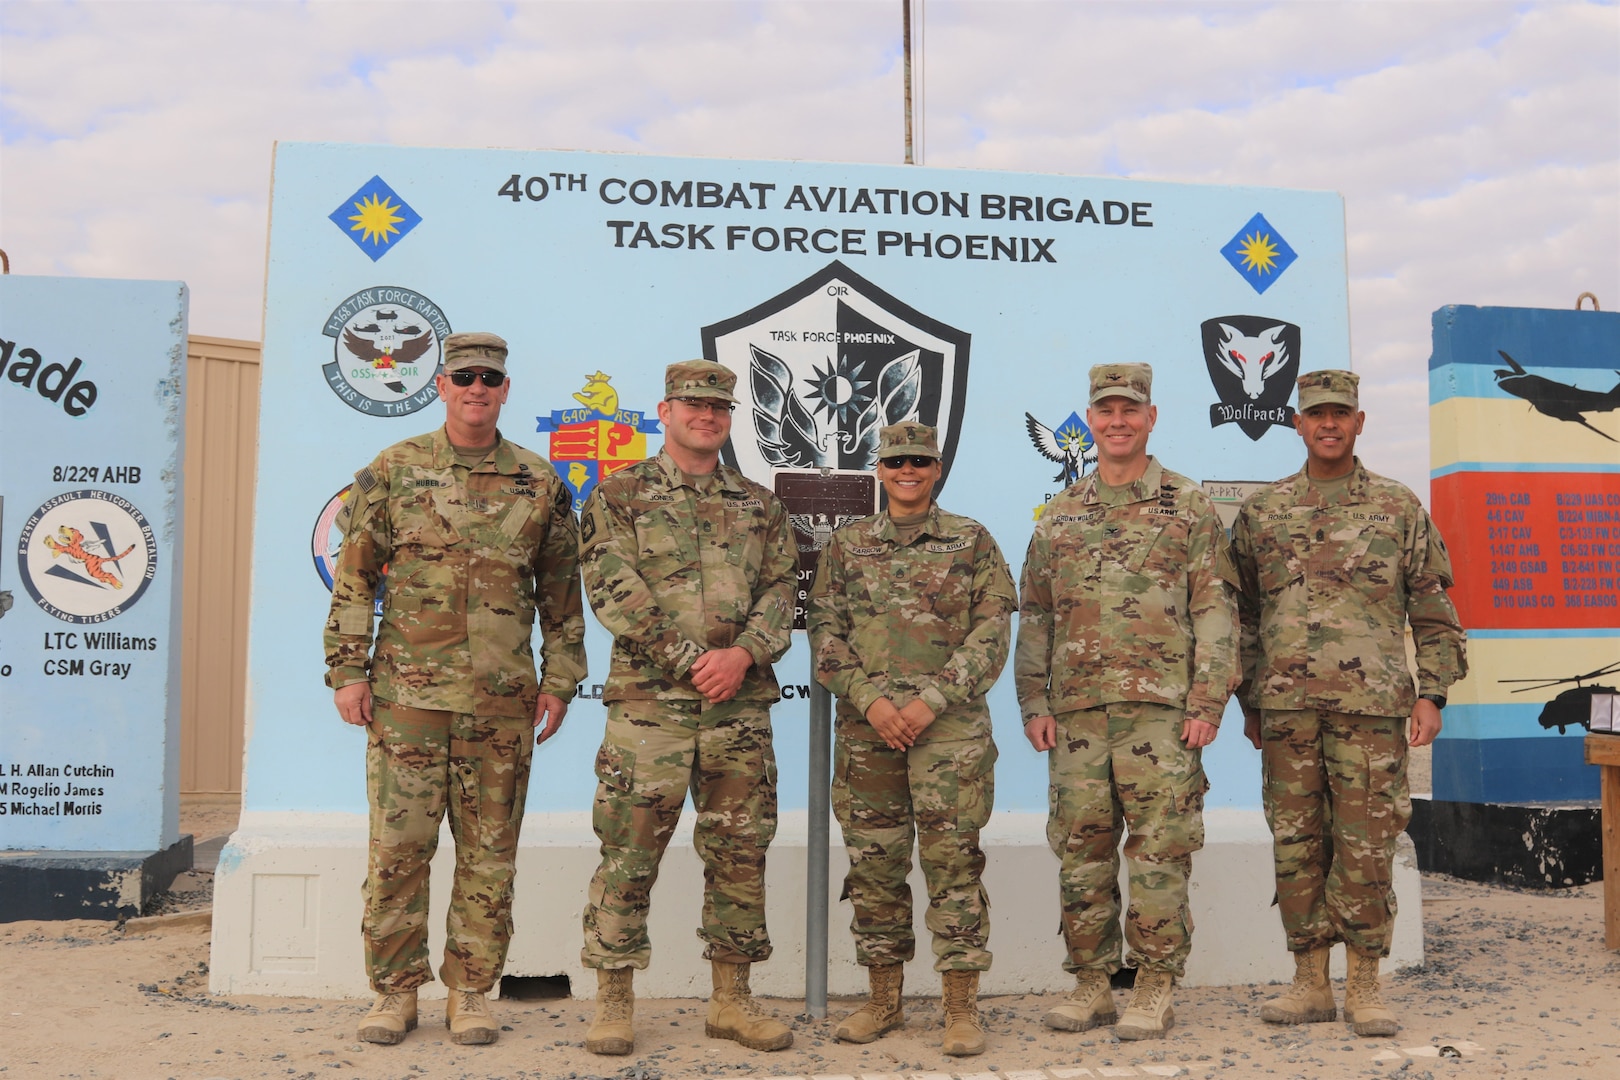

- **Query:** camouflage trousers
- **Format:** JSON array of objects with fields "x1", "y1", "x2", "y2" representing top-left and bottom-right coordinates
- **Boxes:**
[
  {"x1": 832, "y1": 733, "x2": 998, "y2": 972},
  {"x1": 1046, "y1": 702, "x2": 1208, "y2": 978},
  {"x1": 1261, "y1": 708, "x2": 1411, "y2": 957},
  {"x1": 581, "y1": 698, "x2": 778, "y2": 970},
  {"x1": 363, "y1": 699, "x2": 534, "y2": 993}
]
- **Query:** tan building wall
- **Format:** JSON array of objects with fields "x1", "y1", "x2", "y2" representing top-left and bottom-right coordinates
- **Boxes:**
[{"x1": 181, "y1": 336, "x2": 261, "y2": 793}]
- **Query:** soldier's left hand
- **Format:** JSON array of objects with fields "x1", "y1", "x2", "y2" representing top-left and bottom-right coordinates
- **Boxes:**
[
  {"x1": 898, "y1": 699, "x2": 936, "y2": 738},
  {"x1": 690, "y1": 646, "x2": 752, "y2": 703},
  {"x1": 1408, "y1": 698, "x2": 1443, "y2": 747},
  {"x1": 1182, "y1": 717, "x2": 1218, "y2": 749},
  {"x1": 534, "y1": 693, "x2": 570, "y2": 745}
]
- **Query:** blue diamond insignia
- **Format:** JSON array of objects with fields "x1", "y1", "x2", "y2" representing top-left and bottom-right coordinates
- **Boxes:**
[
  {"x1": 1220, "y1": 213, "x2": 1297, "y2": 295},
  {"x1": 329, "y1": 175, "x2": 422, "y2": 262}
]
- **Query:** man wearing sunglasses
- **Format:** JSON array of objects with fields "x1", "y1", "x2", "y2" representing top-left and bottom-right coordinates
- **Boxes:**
[
  {"x1": 578, "y1": 359, "x2": 798, "y2": 1057},
  {"x1": 1015, "y1": 363, "x2": 1238, "y2": 1041},
  {"x1": 324, "y1": 331, "x2": 587, "y2": 1048},
  {"x1": 807, "y1": 422, "x2": 1017, "y2": 1057}
]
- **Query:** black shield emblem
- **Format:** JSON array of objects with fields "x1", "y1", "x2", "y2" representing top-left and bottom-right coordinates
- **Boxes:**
[
  {"x1": 702, "y1": 261, "x2": 971, "y2": 492},
  {"x1": 1202, "y1": 315, "x2": 1301, "y2": 441}
]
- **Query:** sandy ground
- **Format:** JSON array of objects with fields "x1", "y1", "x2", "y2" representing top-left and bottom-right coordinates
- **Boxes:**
[{"x1": 2, "y1": 797, "x2": 1616, "y2": 1080}]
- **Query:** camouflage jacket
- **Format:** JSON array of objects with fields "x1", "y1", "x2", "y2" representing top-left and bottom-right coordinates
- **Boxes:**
[
  {"x1": 1232, "y1": 459, "x2": 1468, "y2": 717},
  {"x1": 323, "y1": 426, "x2": 588, "y2": 716},
  {"x1": 1015, "y1": 458, "x2": 1239, "y2": 726},
  {"x1": 579, "y1": 449, "x2": 796, "y2": 702},
  {"x1": 807, "y1": 504, "x2": 1017, "y2": 743}
]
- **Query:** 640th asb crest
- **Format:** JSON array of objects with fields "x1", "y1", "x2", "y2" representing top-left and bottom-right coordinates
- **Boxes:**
[
  {"x1": 536, "y1": 373, "x2": 663, "y2": 511},
  {"x1": 702, "y1": 260, "x2": 970, "y2": 491}
]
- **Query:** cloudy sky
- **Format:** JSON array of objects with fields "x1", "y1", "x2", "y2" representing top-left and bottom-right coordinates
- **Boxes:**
[{"x1": 2, "y1": 0, "x2": 1616, "y2": 495}]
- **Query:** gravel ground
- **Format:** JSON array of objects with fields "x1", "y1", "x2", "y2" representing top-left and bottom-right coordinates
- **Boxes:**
[{"x1": 0, "y1": 794, "x2": 1614, "y2": 1080}]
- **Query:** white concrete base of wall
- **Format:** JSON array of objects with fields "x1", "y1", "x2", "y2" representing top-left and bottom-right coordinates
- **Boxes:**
[{"x1": 210, "y1": 809, "x2": 1421, "y2": 999}]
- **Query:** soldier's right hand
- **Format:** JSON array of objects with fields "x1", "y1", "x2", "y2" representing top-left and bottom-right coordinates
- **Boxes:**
[
  {"x1": 865, "y1": 698, "x2": 913, "y2": 750},
  {"x1": 334, "y1": 682, "x2": 374, "y2": 728},
  {"x1": 1024, "y1": 714, "x2": 1057, "y2": 753}
]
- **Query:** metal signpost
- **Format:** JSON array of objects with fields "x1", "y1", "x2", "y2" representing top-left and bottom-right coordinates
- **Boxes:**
[{"x1": 774, "y1": 468, "x2": 878, "y2": 1018}]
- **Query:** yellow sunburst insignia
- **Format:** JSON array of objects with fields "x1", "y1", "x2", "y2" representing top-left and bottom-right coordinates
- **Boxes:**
[
  {"x1": 348, "y1": 193, "x2": 405, "y2": 247},
  {"x1": 1221, "y1": 212, "x2": 1298, "y2": 295},
  {"x1": 329, "y1": 176, "x2": 422, "y2": 261},
  {"x1": 1237, "y1": 231, "x2": 1280, "y2": 276}
]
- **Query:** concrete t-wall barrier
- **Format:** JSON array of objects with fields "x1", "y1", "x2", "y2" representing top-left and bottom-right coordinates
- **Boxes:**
[
  {"x1": 211, "y1": 811, "x2": 1421, "y2": 998},
  {"x1": 217, "y1": 142, "x2": 1411, "y2": 994},
  {"x1": 0, "y1": 275, "x2": 192, "y2": 920}
]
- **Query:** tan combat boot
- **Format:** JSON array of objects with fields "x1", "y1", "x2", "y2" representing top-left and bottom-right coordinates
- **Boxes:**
[
  {"x1": 444, "y1": 988, "x2": 498, "y2": 1045},
  {"x1": 357, "y1": 989, "x2": 417, "y2": 1044},
  {"x1": 834, "y1": 963, "x2": 904, "y2": 1043},
  {"x1": 940, "y1": 969, "x2": 986, "y2": 1056},
  {"x1": 1344, "y1": 947, "x2": 1399, "y2": 1037},
  {"x1": 1260, "y1": 946, "x2": 1337, "y2": 1024},
  {"x1": 1043, "y1": 968, "x2": 1118, "y2": 1031},
  {"x1": 585, "y1": 968, "x2": 635, "y2": 1055},
  {"x1": 1115, "y1": 967, "x2": 1175, "y2": 1040},
  {"x1": 706, "y1": 960, "x2": 793, "y2": 1051}
]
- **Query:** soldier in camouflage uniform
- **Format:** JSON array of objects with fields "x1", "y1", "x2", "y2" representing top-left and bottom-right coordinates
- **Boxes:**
[
  {"x1": 578, "y1": 360, "x2": 798, "y2": 1056},
  {"x1": 1232, "y1": 369, "x2": 1466, "y2": 1038},
  {"x1": 1015, "y1": 363, "x2": 1238, "y2": 1041},
  {"x1": 807, "y1": 422, "x2": 1016, "y2": 1057},
  {"x1": 324, "y1": 332, "x2": 588, "y2": 1047}
]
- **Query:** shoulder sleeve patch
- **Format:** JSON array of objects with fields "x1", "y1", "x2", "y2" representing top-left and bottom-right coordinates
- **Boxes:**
[
  {"x1": 355, "y1": 466, "x2": 380, "y2": 495},
  {"x1": 555, "y1": 483, "x2": 572, "y2": 512},
  {"x1": 580, "y1": 500, "x2": 607, "y2": 550}
]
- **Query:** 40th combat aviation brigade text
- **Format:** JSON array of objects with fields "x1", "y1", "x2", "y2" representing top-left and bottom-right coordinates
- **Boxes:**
[{"x1": 498, "y1": 172, "x2": 1155, "y2": 262}]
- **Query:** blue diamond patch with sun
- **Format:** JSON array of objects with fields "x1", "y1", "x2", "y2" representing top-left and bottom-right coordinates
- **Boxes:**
[
  {"x1": 1220, "y1": 213, "x2": 1297, "y2": 295},
  {"x1": 329, "y1": 176, "x2": 422, "y2": 261}
]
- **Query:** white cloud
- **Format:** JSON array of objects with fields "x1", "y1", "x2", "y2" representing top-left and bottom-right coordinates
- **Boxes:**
[{"x1": 1, "y1": 0, "x2": 1614, "y2": 497}]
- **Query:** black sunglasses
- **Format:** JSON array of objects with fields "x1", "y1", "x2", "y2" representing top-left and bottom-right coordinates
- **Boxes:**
[
  {"x1": 880, "y1": 455, "x2": 937, "y2": 469},
  {"x1": 447, "y1": 370, "x2": 506, "y2": 388}
]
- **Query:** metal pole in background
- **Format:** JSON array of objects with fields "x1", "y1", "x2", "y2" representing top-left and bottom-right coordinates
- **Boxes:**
[
  {"x1": 805, "y1": 678, "x2": 832, "y2": 1018},
  {"x1": 902, "y1": 0, "x2": 914, "y2": 165},
  {"x1": 903, "y1": 1, "x2": 925, "y2": 166}
]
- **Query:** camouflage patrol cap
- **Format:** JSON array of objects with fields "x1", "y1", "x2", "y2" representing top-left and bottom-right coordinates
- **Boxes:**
[
  {"x1": 1296, "y1": 369, "x2": 1359, "y2": 411},
  {"x1": 1089, "y1": 363, "x2": 1152, "y2": 404},
  {"x1": 878, "y1": 422, "x2": 941, "y2": 460},
  {"x1": 665, "y1": 359, "x2": 738, "y2": 403},
  {"x1": 442, "y1": 332, "x2": 509, "y2": 375}
]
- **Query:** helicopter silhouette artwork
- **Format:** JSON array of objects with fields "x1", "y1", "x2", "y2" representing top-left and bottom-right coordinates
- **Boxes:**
[
  {"x1": 1500, "y1": 662, "x2": 1620, "y2": 734},
  {"x1": 1492, "y1": 350, "x2": 1620, "y2": 443}
]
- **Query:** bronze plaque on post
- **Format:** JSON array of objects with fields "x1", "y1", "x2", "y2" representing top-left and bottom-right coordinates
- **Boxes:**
[{"x1": 774, "y1": 469, "x2": 879, "y2": 631}]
